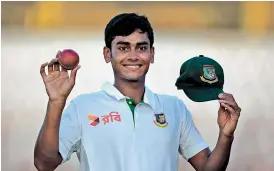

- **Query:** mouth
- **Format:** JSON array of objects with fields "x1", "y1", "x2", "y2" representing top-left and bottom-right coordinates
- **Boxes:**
[{"x1": 123, "y1": 64, "x2": 143, "y2": 71}]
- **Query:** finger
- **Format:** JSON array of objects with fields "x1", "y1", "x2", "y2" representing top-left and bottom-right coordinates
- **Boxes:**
[
  {"x1": 55, "y1": 51, "x2": 62, "y2": 71},
  {"x1": 56, "y1": 50, "x2": 61, "y2": 58},
  {"x1": 219, "y1": 102, "x2": 224, "y2": 109},
  {"x1": 220, "y1": 103, "x2": 239, "y2": 120},
  {"x1": 61, "y1": 66, "x2": 68, "y2": 72},
  {"x1": 70, "y1": 65, "x2": 81, "y2": 84},
  {"x1": 40, "y1": 62, "x2": 48, "y2": 78},
  {"x1": 54, "y1": 62, "x2": 60, "y2": 71},
  {"x1": 218, "y1": 99, "x2": 238, "y2": 109},
  {"x1": 48, "y1": 58, "x2": 58, "y2": 73},
  {"x1": 218, "y1": 103, "x2": 226, "y2": 114},
  {"x1": 219, "y1": 94, "x2": 241, "y2": 113},
  {"x1": 60, "y1": 67, "x2": 68, "y2": 78},
  {"x1": 218, "y1": 93, "x2": 235, "y2": 101}
]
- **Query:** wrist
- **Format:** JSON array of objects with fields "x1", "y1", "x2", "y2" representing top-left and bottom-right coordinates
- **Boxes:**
[
  {"x1": 48, "y1": 99, "x2": 66, "y2": 106},
  {"x1": 47, "y1": 99, "x2": 66, "y2": 116},
  {"x1": 46, "y1": 99, "x2": 66, "y2": 122},
  {"x1": 219, "y1": 131, "x2": 234, "y2": 141}
]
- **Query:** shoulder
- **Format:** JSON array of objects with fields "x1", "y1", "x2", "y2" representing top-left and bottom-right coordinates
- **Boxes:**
[
  {"x1": 153, "y1": 92, "x2": 189, "y2": 113},
  {"x1": 154, "y1": 92, "x2": 186, "y2": 105},
  {"x1": 71, "y1": 90, "x2": 108, "y2": 105}
]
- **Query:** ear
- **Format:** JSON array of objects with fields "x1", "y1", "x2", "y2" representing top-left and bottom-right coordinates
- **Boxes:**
[
  {"x1": 150, "y1": 46, "x2": 155, "y2": 64},
  {"x1": 103, "y1": 46, "x2": 111, "y2": 63}
]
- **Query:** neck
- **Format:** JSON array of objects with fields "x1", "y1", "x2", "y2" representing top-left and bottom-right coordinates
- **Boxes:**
[{"x1": 114, "y1": 78, "x2": 145, "y2": 104}]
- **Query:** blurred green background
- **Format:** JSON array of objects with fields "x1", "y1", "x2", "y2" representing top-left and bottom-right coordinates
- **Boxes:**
[{"x1": 2, "y1": 1, "x2": 274, "y2": 171}]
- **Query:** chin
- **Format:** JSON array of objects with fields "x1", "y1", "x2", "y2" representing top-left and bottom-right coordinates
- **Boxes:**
[
  {"x1": 125, "y1": 79, "x2": 140, "y2": 82},
  {"x1": 122, "y1": 75, "x2": 145, "y2": 82}
]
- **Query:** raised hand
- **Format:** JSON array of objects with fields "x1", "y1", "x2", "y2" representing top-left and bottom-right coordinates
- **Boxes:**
[
  {"x1": 217, "y1": 93, "x2": 241, "y2": 137},
  {"x1": 40, "y1": 51, "x2": 81, "y2": 103}
]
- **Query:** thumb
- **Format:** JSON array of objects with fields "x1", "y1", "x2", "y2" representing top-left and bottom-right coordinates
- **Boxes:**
[
  {"x1": 218, "y1": 102, "x2": 225, "y2": 114},
  {"x1": 70, "y1": 65, "x2": 81, "y2": 84}
]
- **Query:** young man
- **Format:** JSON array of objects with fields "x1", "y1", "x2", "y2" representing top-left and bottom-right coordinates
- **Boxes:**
[{"x1": 34, "y1": 13, "x2": 241, "y2": 171}]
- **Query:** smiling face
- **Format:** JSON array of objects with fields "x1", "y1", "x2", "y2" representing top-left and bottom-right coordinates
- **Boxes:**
[{"x1": 103, "y1": 30, "x2": 155, "y2": 82}]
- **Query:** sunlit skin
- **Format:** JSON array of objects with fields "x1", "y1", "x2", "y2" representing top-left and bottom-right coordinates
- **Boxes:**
[
  {"x1": 104, "y1": 30, "x2": 154, "y2": 82},
  {"x1": 103, "y1": 30, "x2": 154, "y2": 104}
]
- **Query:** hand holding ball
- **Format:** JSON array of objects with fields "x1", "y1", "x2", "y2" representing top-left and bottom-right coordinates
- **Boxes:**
[
  {"x1": 57, "y1": 49, "x2": 80, "y2": 70},
  {"x1": 40, "y1": 49, "x2": 81, "y2": 103}
]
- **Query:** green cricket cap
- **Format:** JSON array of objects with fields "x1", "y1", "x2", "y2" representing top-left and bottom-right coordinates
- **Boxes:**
[{"x1": 175, "y1": 55, "x2": 224, "y2": 102}]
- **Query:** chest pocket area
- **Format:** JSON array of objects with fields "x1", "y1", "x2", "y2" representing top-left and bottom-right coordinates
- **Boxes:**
[{"x1": 134, "y1": 104, "x2": 177, "y2": 150}]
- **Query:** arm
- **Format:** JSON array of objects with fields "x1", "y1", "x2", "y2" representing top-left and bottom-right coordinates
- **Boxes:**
[
  {"x1": 188, "y1": 132, "x2": 234, "y2": 171},
  {"x1": 188, "y1": 93, "x2": 241, "y2": 171},
  {"x1": 34, "y1": 100, "x2": 65, "y2": 171},
  {"x1": 34, "y1": 56, "x2": 81, "y2": 171}
]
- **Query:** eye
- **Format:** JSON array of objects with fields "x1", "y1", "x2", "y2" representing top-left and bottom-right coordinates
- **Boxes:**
[
  {"x1": 138, "y1": 46, "x2": 148, "y2": 51},
  {"x1": 118, "y1": 46, "x2": 130, "y2": 51}
]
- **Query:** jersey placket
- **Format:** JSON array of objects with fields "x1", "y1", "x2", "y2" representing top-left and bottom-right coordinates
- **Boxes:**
[{"x1": 126, "y1": 98, "x2": 144, "y2": 130}]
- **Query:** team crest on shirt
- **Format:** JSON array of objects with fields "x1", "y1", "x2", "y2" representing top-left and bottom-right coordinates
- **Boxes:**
[
  {"x1": 200, "y1": 65, "x2": 218, "y2": 84},
  {"x1": 154, "y1": 113, "x2": 168, "y2": 128}
]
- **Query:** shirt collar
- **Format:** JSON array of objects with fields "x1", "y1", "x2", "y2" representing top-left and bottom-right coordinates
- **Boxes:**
[{"x1": 101, "y1": 81, "x2": 156, "y2": 111}]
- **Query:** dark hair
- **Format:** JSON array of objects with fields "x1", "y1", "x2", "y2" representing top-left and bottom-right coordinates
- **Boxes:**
[{"x1": 104, "y1": 13, "x2": 154, "y2": 49}]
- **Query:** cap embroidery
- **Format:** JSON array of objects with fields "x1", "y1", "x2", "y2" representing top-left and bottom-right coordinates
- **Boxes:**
[{"x1": 200, "y1": 65, "x2": 218, "y2": 84}]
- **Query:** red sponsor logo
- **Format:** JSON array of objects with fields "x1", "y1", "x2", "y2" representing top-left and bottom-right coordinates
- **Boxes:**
[
  {"x1": 88, "y1": 112, "x2": 121, "y2": 126},
  {"x1": 88, "y1": 114, "x2": 100, "y2": 126}
]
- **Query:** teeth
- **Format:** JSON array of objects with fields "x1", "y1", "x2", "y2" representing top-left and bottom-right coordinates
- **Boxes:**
[{"x1": 125, "y1": 65, "x2": 140, "y2": 69}]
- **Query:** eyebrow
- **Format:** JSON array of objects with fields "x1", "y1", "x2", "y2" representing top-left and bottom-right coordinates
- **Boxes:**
[
  {"x1": 116, "y1": 41, "x2": 149, "y2": 46},
  {"x1": 136, "y1": 41, "x2": 149, "y2": 46}
]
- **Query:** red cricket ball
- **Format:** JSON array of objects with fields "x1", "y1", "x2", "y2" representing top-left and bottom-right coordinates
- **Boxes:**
[{"x1": 58, "y1": 49, "x2": 80, "y2": 70}]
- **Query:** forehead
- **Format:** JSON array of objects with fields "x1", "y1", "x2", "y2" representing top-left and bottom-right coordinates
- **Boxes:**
[{"x1": 112, "y1": 30, "x2": 150, "y2": 45}]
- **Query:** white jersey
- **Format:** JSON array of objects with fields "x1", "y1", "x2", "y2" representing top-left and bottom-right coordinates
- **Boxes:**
[{"x1": 59, "y1": 82, "x2": 209, "y2": 171}]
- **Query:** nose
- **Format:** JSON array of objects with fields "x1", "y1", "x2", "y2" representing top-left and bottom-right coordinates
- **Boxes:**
[{"x1": 128, "y1": 49, "x2": 139, "y2": 60}]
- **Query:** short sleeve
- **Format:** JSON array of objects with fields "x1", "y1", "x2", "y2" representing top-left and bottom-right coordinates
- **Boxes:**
[
  {"x1": 59, "y1": 100, "x2": 81, "y2": 163},
  {"x1": 178, "y1": 101, "x2": 209, "y2": 161}
]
